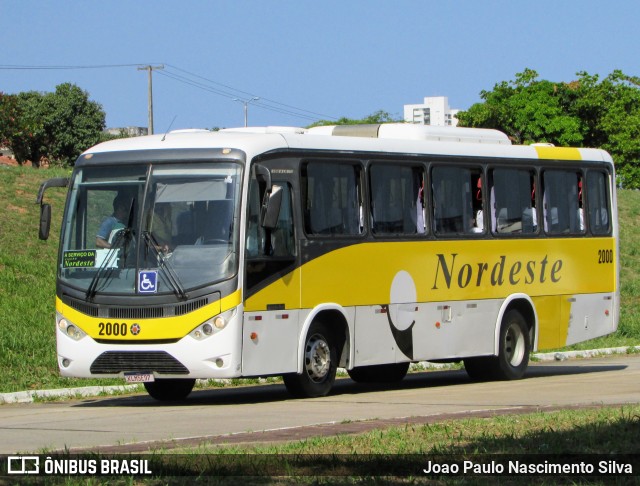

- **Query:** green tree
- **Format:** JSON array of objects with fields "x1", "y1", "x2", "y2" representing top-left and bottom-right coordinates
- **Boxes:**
[
  {"x1": 570, "y1": 71, "x2": 640, "y2": 188},
  {"x1": 457, "y1": 69, "x2": 583, "y2": 146},
  {"x1": 43, "y1": 83, "x2": 106, "y2": 167},
  {"x1": 8, "y1": 91, "x2": 48, "y2": 167},
  {"x1": 4, "y1": 83, "x2": 106, "y2": 168},
  {"x1": 457, "y1": 69, "x2": 640, "y2": 188},
  {"x1": 0, "y1": 93, "x2": 21, "y2": 148},
  {"x1": 308, "y1": 110, "x2": 399, "y2": 128}
]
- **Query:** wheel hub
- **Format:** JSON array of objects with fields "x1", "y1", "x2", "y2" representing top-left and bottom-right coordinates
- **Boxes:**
[
  {"x1": 504, "y1": 323, "x2": 525, "y2": 367},
  {"x1": 304, "y1": 334, "x2": 330, "y2": 382}
]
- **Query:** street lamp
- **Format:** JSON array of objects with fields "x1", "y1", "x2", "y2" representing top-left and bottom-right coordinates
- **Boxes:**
[{"x1": 233, "y1": 97, "x2": 260, "y2": 127}]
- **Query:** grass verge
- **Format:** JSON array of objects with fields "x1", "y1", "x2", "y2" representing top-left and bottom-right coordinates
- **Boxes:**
[{"x1": 15, "y1": 404, "x2": 640, "y2": 484}]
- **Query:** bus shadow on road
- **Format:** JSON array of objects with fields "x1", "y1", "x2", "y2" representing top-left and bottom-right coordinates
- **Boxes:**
[{"x1": 71, "y1": 361, "x2": 626, "y2": 408}]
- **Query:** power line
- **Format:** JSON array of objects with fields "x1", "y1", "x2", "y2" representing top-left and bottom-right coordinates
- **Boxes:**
[
  {"x1": 0, "y1": 63, "x2": 159, "y2": 70},
  {"x1": 156, "y1": 69, "x2": 324, "y2": 122},
  {"x1": 163, "y1": 64, "x2": 337, "y2": 121},
  {"x1": 155, "y1": 70, "x2": 243, "y2": 100},
  {"x1": 0, "y1": 62, "x2": 339, "y2": 123}
]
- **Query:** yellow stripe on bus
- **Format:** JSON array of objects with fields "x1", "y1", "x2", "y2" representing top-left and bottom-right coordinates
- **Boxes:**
[
  {"x1": 534, "y1": 146, "x2": 582, "y2": 160},
  {"x1": 57, "y1": 291, "x2": 241, "y2": 341},
  {"x1": 246, "y1": 238, "x2": 616, "y2": 308},
  {"x1": 221, "y1": 288, "x2": 242, "y2": 312}
]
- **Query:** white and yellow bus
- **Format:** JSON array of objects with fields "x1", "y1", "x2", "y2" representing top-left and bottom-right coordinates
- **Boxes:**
[{"x1": 37, "y1": 123, "x2": 619, "y2": 400}]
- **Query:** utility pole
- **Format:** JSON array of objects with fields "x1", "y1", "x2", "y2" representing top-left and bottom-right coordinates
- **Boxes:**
[
  {"x1": 233, "y1": 97, "x2": 260, "y2": 127},
  {"x1": 138, "y1": 65, "x2": 164, "y2": 135}
]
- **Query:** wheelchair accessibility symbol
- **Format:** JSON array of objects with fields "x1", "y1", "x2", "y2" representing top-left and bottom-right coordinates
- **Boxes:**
[{"x1": 138, "y1": 270, "x2": 158, "y2": 294}]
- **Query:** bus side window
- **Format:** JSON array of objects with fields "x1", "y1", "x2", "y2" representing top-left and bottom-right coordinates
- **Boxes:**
[
  {"x1": 431, "y1": 166, "x2": 482, "y2": 236},
  {"x1": 246, "y1": 177, "x2": 295, "y2": 258},
  {"x1": 490, "y1": 168, "x2": 537, "y2": 235},
  {"x1": 246, "y1": 176, "x2": 296, "y2": 290},
  {"x1": 369, "y1": 164, "x2": 425, "y2": 235},
  {"x1": 304, "y1": 161, "x2": 362, "y2": 236},
  {"x1": 586, "y1": 170, "x2": 611, "y2": 235},
  {"x1": 246, "y1": 177, "x2": 262, "y2": 258},
  {"x1": 542, "y1": 170, "x2": 584, "y2": 235},
  {"x1": 271, "y1": 184, "x2": 295, "y2": 257}
]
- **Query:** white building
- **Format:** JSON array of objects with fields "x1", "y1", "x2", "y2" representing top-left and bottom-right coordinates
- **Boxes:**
[
  {"x1": 104, "y1": 126, "x2": 149, "y2": 137},
  {"x1": 403, "y1": 96, "x2": 460, "y2": 127}
]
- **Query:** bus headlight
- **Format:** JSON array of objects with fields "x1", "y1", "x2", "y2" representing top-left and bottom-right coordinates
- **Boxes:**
[
  {"x1": 56, "y1": 313, "x2": 87, "y2": 341},
  {"x1": 190, "y1": 308, "x2": 236, "y2": 340}
]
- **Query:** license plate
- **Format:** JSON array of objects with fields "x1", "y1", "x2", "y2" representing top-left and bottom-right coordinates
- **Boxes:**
[{"x1": 124, "y1": 372, "x2": 155, "y2": 383}]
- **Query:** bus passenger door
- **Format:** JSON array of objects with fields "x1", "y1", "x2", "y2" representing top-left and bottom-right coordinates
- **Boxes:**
[{"x1": 242, "y1": 177, "x2": 300, "y2": 377}]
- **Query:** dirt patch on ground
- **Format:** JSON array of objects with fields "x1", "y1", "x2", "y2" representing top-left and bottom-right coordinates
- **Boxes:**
[
  {"x1": 0, "y1": 155, "x2": 25, "y2": 167},
  {"x1": 7, "y1": 203, "x2": 26, "y2": 214},
  {"x1": 0, "y1": 155, "x2": 49, "y2": 167}
]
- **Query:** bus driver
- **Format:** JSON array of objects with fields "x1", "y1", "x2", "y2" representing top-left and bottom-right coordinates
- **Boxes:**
[{"x1": 96, "y1": 194, "x2": 131, "y2": 249}]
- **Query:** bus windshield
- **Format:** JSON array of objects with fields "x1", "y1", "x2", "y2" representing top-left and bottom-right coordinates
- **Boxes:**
[{"x1": 60, "y1": 162, "x2": 242, "y2": 296}]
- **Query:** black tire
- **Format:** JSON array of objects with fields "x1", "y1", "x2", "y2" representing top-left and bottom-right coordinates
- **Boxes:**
[
  {"x1": 464, "y1": 309, "x2": 530, "y2": 381},
  {"x1": 494, "y1": 309, "x2": 530, "y2": 379},
  {"x1": 144, "y1": 378, "x2": 196, "y2": 401},
  {"x1": 347, "y1": 362, "x2": 410, "y2": 383},
  {"x1": 283, "y1": 321, "x2": 338, "y2": 398},
  {"x1": 462, "y1": 356, "x2": 495, "y2": 382}
]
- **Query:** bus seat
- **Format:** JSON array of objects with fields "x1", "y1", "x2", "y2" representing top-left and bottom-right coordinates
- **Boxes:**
[
  {"x1": 175, "y1": 209, "x2": 194, "y2": 245},
  {"x1": 496, "y1": 208, "x2": 508, "y2": 231},
  {"x1": 197, "y1": 199, "x2": 234, "y2": 243},
  {"x1": 522, "y1": 208, "x2": 535, "y2": 233}
]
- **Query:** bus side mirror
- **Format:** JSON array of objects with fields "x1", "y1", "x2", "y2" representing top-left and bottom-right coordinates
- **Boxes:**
[
  {"x1": 261, "y1": 184, "x2": 283, "y2": 230},
  {"x1": 254, "y1": 164, "x2": 282, "y2": 229},
  {"x1": 35, "y1": 177, "x2": 69, "y2": 241},
  {"x1": 39, "y1": 203, "x2": 52, "y2": 240}
]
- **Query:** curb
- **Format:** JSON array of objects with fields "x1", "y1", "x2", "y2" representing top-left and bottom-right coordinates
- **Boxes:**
[
  {"x1": 532, "y1": 345, "x2": 640, "y2": 362},
  {"x1": 1, "y1": 346, "x2": 638, "y2": 405},
  {"x1": 0, "y1": 384, "x2": 142, "y2": 405}
]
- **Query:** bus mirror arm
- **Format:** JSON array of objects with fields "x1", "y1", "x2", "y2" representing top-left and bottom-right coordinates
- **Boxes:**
[
  {"x1": 35, "y1": 177, "x2": 69, "y2": 205},
  {"x1": 35, "y1": 177, "x2": 69, "y2": 241},
  {"x1": 254, "y1": 164, "x2": 272, "y2": 192}
]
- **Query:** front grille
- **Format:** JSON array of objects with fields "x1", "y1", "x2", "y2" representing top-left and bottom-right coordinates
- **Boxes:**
[
  {"x1": 65, "y1": 298, "x2": 99, "y2": 317},
  {"x1": 108, "y1": 307, "x2": 164, "y2": 319},
  {"x1": 175, "y1": 298, "x2": 208, "y2": 316},
  {"x1": 90, "y1": 351, "x2": 189, "y2": 375},
  {"x1": 62, "y1": 295, "x2": 209, "y2": 319}
]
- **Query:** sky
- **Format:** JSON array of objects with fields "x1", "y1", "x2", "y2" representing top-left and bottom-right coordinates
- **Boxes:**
[{"x1": 2, "y1": 1, "x2": 639, "y2": 132}]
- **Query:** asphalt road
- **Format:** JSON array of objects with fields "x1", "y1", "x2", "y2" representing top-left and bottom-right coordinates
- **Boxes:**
[{"x1": 1, "y1": 355, "x2": 639, "y2": 454}]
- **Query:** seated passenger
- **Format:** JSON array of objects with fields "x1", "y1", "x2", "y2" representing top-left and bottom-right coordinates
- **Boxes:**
[{"x1": 151, "y1": 203, "x2": 173, "y2": 252}]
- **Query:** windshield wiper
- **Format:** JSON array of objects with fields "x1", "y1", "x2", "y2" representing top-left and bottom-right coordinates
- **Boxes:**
[
  {"x1": 85, "y1": 229, "x2": 127, "y2": 300},
  {"x1": 142, "y1": 231, "x2": 188, "y2": 301}
]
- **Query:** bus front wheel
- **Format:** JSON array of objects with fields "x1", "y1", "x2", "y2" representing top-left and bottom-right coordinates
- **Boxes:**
[
  {"x1": 283, "y1": 321, "x2": 338, "y2": 398},
  {"x1": 144, "y1": 378, "x2": 196, "y2": 401},
  {"x1": 464, "y1": 309, "x2": 530, "y2": 381}
]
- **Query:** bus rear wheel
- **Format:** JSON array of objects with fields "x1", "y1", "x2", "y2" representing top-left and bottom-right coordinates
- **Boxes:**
[
  {"x1": 283, "y1": 321, "x2": 338, "y2": 398},
  {"x1": 144, "y1": 378, "x2": 196, "y2": 401},
  {"x1": 464, "y1": 309, "x2": 530, "y2": 381},
  {"x1": 347, "y1": 362, "x2": 410, "y2": 383}
]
